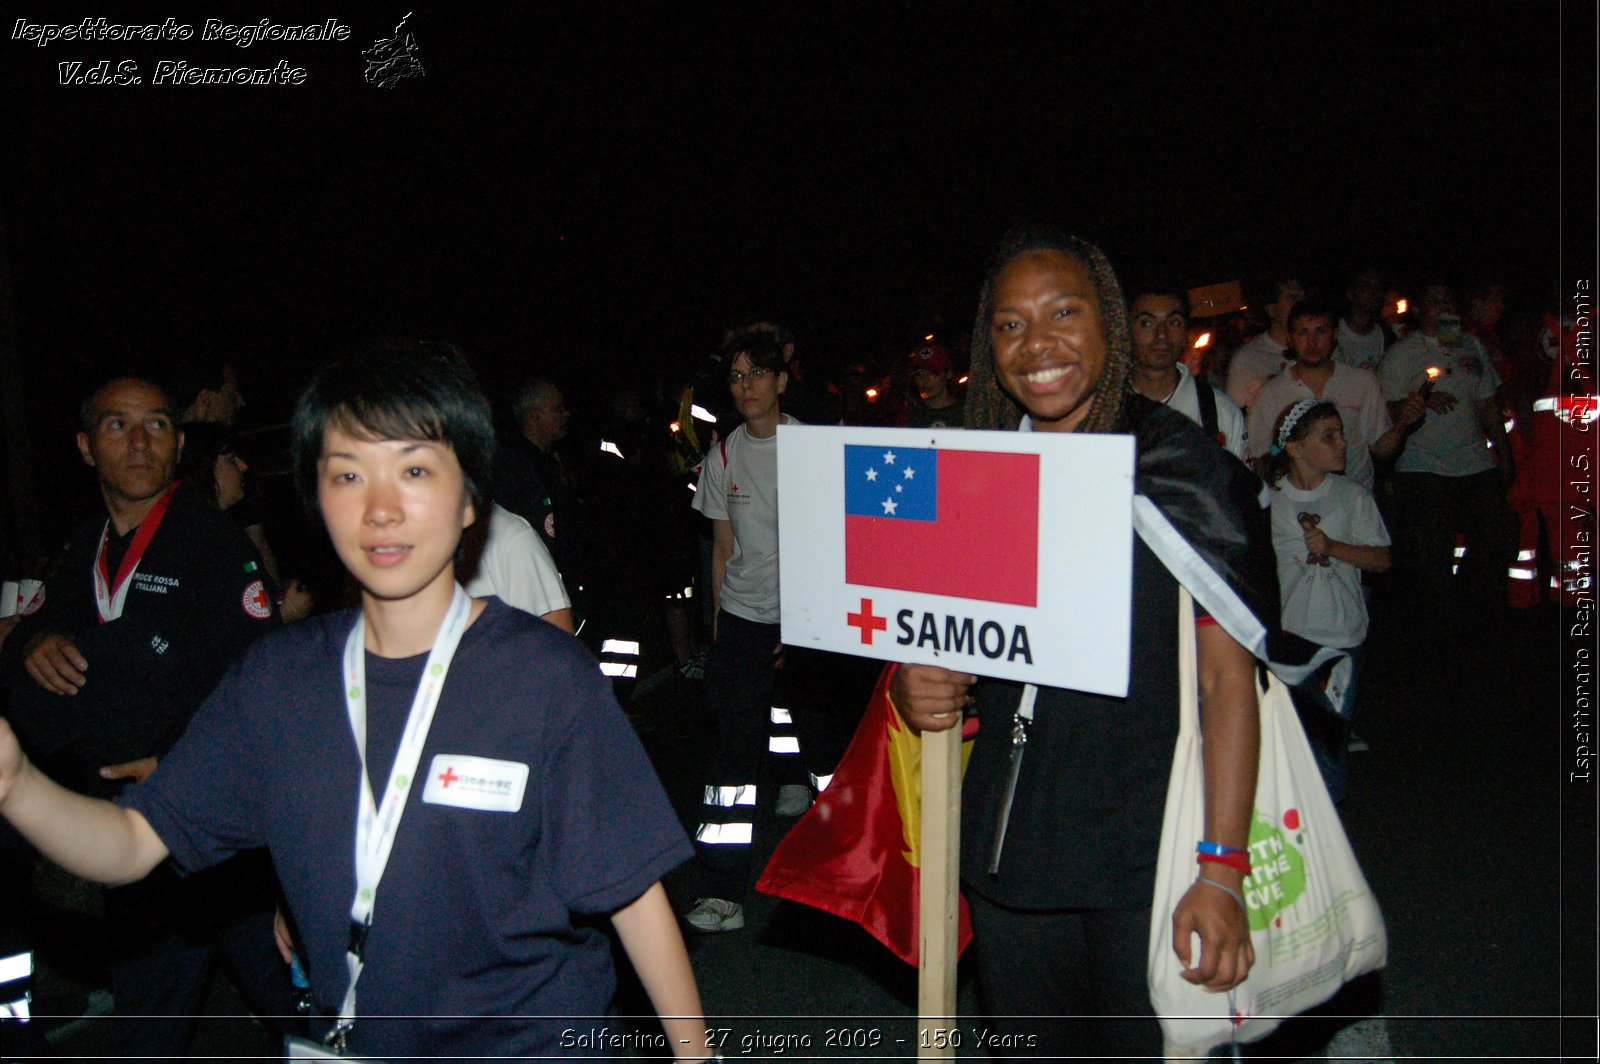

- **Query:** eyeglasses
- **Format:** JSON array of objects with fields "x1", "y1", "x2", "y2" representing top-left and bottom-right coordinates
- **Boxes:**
[{"x1": 728, "y1": 367, "x2": 774, "y2": 387}]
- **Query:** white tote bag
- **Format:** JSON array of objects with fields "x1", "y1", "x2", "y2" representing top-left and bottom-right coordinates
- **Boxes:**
[{"x1": 1147, "y1": 590, "x2": 1387, "y2": 1057}]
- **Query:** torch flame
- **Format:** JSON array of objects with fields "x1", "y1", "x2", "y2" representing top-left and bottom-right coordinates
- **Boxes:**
[
  {"x1": 1194, "y1": 332, "x2": 1212, "y2": 349},
  {"x1": 865, "y1": 387, "x2": 880, "y2": 401},
  {"x1": 1425, "y1": 366, "x2": 1442, "y2": 381},
  {"x1": 1396, "y1": 298, "x2": 1409, "y2": 315}
]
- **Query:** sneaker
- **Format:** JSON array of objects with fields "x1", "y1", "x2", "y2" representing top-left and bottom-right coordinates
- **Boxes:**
[
  {"x1": 1347, "y1": 731, "x2": 1371, "y2": 753},
  {"x1": 774, "y1": 783, "x2": 814, "y2": 817},
  {"x1": 685, "y1": 897, "x2": 744, "y2": 933}
]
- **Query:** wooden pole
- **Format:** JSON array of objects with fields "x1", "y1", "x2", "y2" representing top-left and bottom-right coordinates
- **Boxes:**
[{"x1": 917, "y1": 725, "x2": 962, "y2": 1058}]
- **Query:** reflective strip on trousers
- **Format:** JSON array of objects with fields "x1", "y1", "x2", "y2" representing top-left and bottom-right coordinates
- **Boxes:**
[
  {"x1": 599, "y1": 637, "x2": 640, "y2": 677},
  {"x1": 703, "y1": 784, "x2": 757, "y2": 808},
  {"x1": 695, "y1": 821, "x2": 753, "y2": 845},
  {"x1": 0, "y1": 952, "x2": 29, "y2": 984},
  {"x1": 0, "y1": 949, "x2": 32, "y2": 1021},
  {"x1": 769, "y1": 736, "x2": 800, "y2": 754}
]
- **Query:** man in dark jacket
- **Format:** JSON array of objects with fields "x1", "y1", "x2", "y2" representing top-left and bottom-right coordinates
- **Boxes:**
[{"x1": 1, "y1": 374, "x2": 292, "y2": 1057}]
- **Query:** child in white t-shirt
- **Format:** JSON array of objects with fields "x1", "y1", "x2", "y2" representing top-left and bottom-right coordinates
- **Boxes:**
[{"x1": 1265, "y1": 399, "x2": 1392, "y2": 801}]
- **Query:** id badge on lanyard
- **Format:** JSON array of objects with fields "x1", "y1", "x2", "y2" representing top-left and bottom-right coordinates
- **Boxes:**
[{"x1": 301, "y1": 584, "x2": 472, "y2": 1058}]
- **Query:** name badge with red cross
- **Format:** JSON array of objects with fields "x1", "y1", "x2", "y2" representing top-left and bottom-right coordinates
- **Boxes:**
[{"x1": 421, "y1": 754, "x2": 528, "y2": 813}]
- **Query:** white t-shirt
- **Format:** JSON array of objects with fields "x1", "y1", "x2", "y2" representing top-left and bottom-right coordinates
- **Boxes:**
[
  {"x1": 465, "y1": 504, "x2": 571, "y2": 618},
  {"x1": 1225, "y1": 331, "x2": 1292, "y2": 410},
  {"x1": 1335, "y1": 318, "x2": 1387, "y2": 371},
  {"x1": 1166, "y1": 364, "x2": 1249, "y2": 460},
  {"x1": 1246, "y1": 362, "x2": 1394, "y2": 493},
  {"x1": 1380, "y1": 332, "x2": 1501, "y2": 476},
  {"x1": 1271, "y1": 474, "x2": 1389, "y2": 649},
  {"x1": 691, "y1": 418, "x2": 798, "y2": 625}
]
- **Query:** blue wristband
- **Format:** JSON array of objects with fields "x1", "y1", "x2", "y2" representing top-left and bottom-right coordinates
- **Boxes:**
[{"x1": 1196, "y1": 840, "x2": 1249, "y2": 858}]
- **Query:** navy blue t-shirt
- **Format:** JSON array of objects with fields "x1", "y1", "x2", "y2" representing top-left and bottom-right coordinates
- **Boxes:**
[{"x1": 123, "y1": 598, "x2": 690, "y2": 1057}]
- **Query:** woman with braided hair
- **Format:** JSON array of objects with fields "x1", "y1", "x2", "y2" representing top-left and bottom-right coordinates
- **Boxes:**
[
  {"x1": 891, "y1": 228, "x2": 1327, "y2": 1055},
  {"x1": 959, "y1": 228, "x2": 1137, "y2": 436}
]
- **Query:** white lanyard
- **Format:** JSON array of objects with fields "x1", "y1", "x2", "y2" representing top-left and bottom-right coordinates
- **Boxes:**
[
  {"x1": 93, "y1": 482, "x2": 178, "y2": 624},
  {"x1": 331, "y1": 584, "x2": 472, "y2": 1049},
  {"x1": 92, "y1": 526, "x2": 137, "y2": 623}
]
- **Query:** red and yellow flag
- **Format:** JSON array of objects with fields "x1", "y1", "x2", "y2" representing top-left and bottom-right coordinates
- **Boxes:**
[{"x1": 756, "y1": 664, "x2": 974, "y2": 966}]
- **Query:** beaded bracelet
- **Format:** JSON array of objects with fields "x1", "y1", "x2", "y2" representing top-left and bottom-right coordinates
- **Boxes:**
[{"x1": 1196, "y1": 851, "x2": 1253, "y2": 875}]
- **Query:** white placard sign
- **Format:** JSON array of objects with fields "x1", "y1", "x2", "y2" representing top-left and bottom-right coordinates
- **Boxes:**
[{"x1": 778, "y1": 425, "x2": 1134, "y2": 696}]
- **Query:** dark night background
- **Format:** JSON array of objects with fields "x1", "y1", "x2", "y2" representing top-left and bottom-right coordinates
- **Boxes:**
[
  {"x1": 1, "y1": 1, "x2": 1595, "y2": 556},
  {"x1": 0, "y1": 7, "x2": 1597, "y2": 1054}
]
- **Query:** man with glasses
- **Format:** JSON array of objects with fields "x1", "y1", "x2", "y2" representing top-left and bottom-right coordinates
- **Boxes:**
[{"x1": 683, "y1": 330, "x2": 810, "y2": 933}]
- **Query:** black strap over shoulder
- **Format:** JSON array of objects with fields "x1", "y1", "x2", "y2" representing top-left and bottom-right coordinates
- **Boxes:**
[{"x1": 1193, "y1": 375, "x2": 1219, "y2": 440}]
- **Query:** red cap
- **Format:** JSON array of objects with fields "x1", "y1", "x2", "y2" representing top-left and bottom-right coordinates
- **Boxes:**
[{"x1": 908, "y1": 342, "x2": 952, "y2": 376}]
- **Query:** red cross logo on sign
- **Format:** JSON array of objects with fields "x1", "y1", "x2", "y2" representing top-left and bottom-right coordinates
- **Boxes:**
[
  {"x1": 846, "y1": 597, "x2": 888, "y2": 645},
  {"x1": 438, "y1": 766, "x2": 460, "y2": 788}
]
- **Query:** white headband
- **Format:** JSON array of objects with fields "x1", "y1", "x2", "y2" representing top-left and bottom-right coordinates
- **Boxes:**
[{"x1": 1274, "y1": 397, "x2": 1323, "y2": 452}]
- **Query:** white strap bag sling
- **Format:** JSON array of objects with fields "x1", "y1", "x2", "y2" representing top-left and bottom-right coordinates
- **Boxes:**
[{"x1": 1147, "y1": 588, "x2": 1387, "y2": 1057}]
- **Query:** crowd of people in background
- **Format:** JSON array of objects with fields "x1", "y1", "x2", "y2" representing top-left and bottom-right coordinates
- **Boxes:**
[{"x1": 0, "y1": 243, "x2": 1591, "y2": 1059}]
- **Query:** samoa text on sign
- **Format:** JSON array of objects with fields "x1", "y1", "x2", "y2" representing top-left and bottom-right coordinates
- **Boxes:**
[{"x1": 778, "y1": 426, "x2": 1133, "y2": 695}]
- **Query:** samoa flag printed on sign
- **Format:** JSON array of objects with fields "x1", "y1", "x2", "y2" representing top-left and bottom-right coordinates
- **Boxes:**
[{"x1": 843, "y1": 444, "x2": 1040, "y2": 607}]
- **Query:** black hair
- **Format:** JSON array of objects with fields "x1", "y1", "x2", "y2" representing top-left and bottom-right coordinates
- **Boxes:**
[
  {"x1": 1410, "y1": 275, "x2": 1457, "y2": 305},
  {"x1": 368, "y1": 338, "x2": 479, "y2": 382},
  {"x1": 1264, "y1": 400, "x2": 1340, "y2": 486},
  {"x1": 1345, "y1": 265, "x2": 1384, "y2": 289},
  {"x1": 966, "y1": 226, "x2": 1132, "y2": 435},
  {"x1": 1246, "y1": 273, "x2": 1304, "y2": 311},
  {"x1": 721, "y1": 330, "x2": 789, "y2": 376},
  {"x1": 1341, "y1": 267, "x2": 1385, "y2": 316},
  {"x1": 511, "y1": 378, "x2": 562, "y2": 426},
  {"x1": 174, "y1": 421, "x2": 238, "y2": 508},
  {"x1": 165, "y1": 359, "x2": 233, "y2": 417},
  {"x1": 290, "y1": 352, "x2": 496, "y2": 524},
  {"x1": 78, "y1": 374, "x2": 175, "y2": 434},
  {"x1": 1286, "y1": 295, "x2": 1341, "y2": 333},
  {"x1": 1464, "y1": 277, "x2": 1506, "y2": 304},
  {"x1": 1127, "y1": 283, "x2": 1191, "y2": 318},
  {"x1": 723, "y1": 314, "x2": 796, "y2": 350}
]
